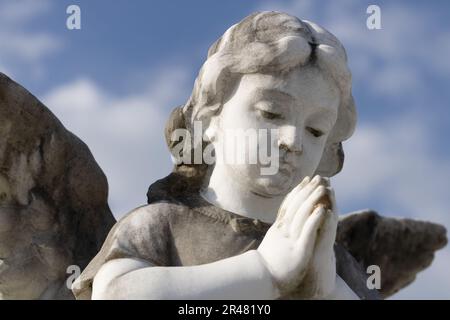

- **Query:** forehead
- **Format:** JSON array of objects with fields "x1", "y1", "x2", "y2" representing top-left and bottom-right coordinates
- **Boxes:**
[{"x1": 240, "y1": 65, "x2": 340, "y2": 115}]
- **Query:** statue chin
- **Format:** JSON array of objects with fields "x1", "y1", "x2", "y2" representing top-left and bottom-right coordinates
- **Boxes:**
[
  {"x1": 223, "y1": 162, "x2": 298, "y2": 199},
  {"x1": 251, "y1": 174, "x2": 295, "y2": 198}
]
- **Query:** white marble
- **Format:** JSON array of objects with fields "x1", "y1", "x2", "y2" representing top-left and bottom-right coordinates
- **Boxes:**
[{"x1": 89, "y1": 11, "x2": 358, "y2": 300}]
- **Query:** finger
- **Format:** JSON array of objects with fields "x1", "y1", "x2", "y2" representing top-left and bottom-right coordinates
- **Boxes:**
[
  {"x1": 283, "y1": 175, "x2": 326, "y2": 224},
  {"x1": 276, "y1": 176, "x2": 310, "y2": 223},
  {"x1": 283, "y1": 175, "x2": 311, "y2": 207},
  {"x1": 315, "y1": 209, "x2": 338, "y2": 253},
  {"x1": 289, "y1": 185, "x2": 329, "y2": 237},
  {"x1": 291, "y1": 175, "x2": 312, "y2": 199},
  {"x1": 293, "y1": 205, "x2": 326, "y2": 268},
  {"x1": 328, "y1": 187, "x2": 337, "y2": 213}
]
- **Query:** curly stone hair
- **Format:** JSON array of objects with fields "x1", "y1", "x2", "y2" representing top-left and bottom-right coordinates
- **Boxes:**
[{"x1": 149, "y1": 11, "x2": 356, "y2": 202}]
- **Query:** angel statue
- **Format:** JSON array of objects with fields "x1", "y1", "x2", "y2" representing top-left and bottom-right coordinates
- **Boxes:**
[{"x1": 0, "y1": 11, "x2": 446, "y2": 300}]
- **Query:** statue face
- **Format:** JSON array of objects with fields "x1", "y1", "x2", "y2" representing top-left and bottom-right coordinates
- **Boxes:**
[{"x1": 209, "y1": 65, "x2": 340, "y2": 197}]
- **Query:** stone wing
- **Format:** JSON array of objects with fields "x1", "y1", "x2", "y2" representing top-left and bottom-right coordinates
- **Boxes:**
[
  {"x1": 337, "y1": 210, "x2": 447, "y2": 298},
  {"x1": 0, "y1": 73, "x2": 115, "y2": 299}
]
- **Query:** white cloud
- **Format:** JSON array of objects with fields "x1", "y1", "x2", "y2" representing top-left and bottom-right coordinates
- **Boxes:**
[
  {"x1": 42, "y1": 66, "x2": 191, "y2": 216},
  {"x1": 370, "y1": 64, "x2": 423, "y2": 97},
  {"x1": 0, "y1": 31, "x2": 62, "y2": 62},
  {"x1": 0, "y1": 0, "x2": 62, "y2": 77},
  {"x1": 332, "y1": 114, "x2": 450, "y2": 298},
  {"x1": 0, "y1": 0, "x2": 51, "y2": 25},
  {"x1": 334, "y1": 114, "x2": 449, "y2": 224}
]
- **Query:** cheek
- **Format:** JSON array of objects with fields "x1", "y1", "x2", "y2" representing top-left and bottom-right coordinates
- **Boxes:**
[
  {"x1": 229, "y1": 163, "x2": 260, "y2": 180},
  {"x1": 227, "y1": 114, "x2": 260, "y2": 132},
  {"x1": 216, "y1": 116, "x2": 271, "y2": 160},
  {"x1": 221, "y1": 100, "x2": 269, "y2": 131},
  {"x1": 301, "y1": 139, "x2": 327, "y2": 172}
]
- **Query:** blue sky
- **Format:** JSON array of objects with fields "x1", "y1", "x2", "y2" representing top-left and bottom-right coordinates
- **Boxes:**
[{"x1": 1, "y1": 0, "x2": 450, "y2": 299}]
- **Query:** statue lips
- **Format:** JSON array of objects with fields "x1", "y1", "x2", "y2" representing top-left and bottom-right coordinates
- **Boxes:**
[
  {"x1": 276, "y1": 163, "x2": 295, "y2": 187},
  {"x1": 278, "y1": 166, "x2": 292, "y2": 176},
  {"x1": 278, "y1": 160, "x2": 296, "y2": 176}
]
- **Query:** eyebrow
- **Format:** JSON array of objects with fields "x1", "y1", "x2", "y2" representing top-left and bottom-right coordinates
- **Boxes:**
[
  {"x1": 254, "y1": 88, "x2": 339, "y2": 118},
  {"x1": 312, "y1": 105, "x2": 338, "y2": 116},
  {"x1": 253, "y1": 88, "x2": 295, "y2": 104},
  {"x1": 308, "y1": 108, "x2": 338, "y2": 130}
]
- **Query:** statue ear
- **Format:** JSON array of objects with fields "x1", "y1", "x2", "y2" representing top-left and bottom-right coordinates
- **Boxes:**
[
  {"x1": 314, "y1": 142, "x2": 345, "y2": 177},
  {"x1": 164, "y1": 106, "x2": 186, "y2": 150}
]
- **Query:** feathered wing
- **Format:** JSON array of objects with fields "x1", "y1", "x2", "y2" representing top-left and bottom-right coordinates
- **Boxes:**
[
  {"x1": 337, "y1": 210, "x2": 447, "y2": 298},
  {"x1": 0, "y1": 73, "x2": 115, "y2": 299}
]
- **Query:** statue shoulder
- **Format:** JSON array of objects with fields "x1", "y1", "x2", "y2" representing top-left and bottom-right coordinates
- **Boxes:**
[
  {"x1": 114, "y1": 201, "x2": 190, "y2": 234},
  {"x1": 73, "y1": 201, "x2": 191, "y2": 299}
]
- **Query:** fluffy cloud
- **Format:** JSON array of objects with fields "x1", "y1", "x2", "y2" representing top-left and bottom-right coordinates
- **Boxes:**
[
  {"x1": 0, "y1": 31, "x2": 61, "y2": 62},
  {"x1": 0, "y1": 0, "x2": 51, "y2": 24},
  {"x1": 42, "y1": 66, "x2": 191, "y2": 216},
  {"x1": 334, "y1": 115, "x2": 449, "y2": 223},
  {"x1": 0, "y1": 0, "x2": 62, "y2": 77}
]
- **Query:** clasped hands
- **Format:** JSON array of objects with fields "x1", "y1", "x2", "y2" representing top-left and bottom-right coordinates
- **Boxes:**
[{"x1": 257, "y1": 175, "x2": 338, "y2": 299}]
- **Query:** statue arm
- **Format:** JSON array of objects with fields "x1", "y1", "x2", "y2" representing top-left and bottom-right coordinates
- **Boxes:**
[
  {"x1": 91, "y1": 250, "x2": 280, "y2": 300},
  {"x1": 90, "y1": 176, "x2": 352, "y2": 300}
]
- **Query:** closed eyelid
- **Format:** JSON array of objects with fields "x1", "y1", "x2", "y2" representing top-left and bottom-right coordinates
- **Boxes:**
[
  {"x1": 254, "y1": 102, "x2": 279, "y2": 112},
  {"x1": 306, "y1": 126, "x2": 325, "y2": 137},
  {"x1": 253, "y1": 101, "x2": 286, "y2": 118},
  {"x1": 307, "y1": 119, "x2": 333, "y2": 132},
  {"x1": 307, "y1": 111, "x2": 337, "y2": 131},
  {"x1": 257, "y1": 109, "x2": 283, "y2": 120}
]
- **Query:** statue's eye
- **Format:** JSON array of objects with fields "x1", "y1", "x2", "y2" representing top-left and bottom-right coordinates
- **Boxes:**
[
  {"x1": 306, "y1": 127, "x2": 324, "y2": 138},
  {"x1": 258, "y1": 109, "x2": 281, "y2": 120}
]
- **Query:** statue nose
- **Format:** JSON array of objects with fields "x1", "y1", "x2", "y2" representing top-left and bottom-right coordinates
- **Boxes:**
[{"x1": 279, "y1": 126, "x2": 302, "y2": 154}]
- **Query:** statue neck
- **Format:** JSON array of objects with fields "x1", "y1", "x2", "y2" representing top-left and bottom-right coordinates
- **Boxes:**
[{"x1": 200, "y1": 164, "x2": 284, "y2": 224}]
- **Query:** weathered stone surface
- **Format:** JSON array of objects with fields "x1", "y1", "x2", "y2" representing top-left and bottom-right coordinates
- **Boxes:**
[
  {"x1": 336, "y1": 210, "x2": 447, "y2": 298},
  {"x1": 0, "y1": 73, "x2": 115, "y2": 299}
]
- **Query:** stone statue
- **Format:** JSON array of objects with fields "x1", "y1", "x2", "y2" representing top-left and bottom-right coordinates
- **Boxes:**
[
  {"x1": 0, "y1": 73, "x2": 115, "y2": 299},
  {"x1": 0, "y1": 11, "x2": 446, "y2": 300},
  {"x1": 71, "y1": 12, "x2": 446, "y2": 300}
]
